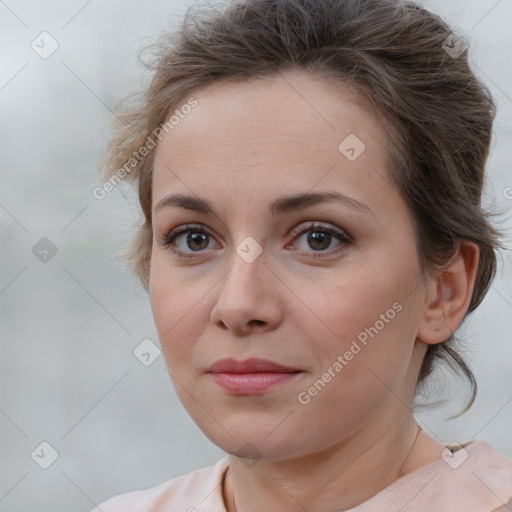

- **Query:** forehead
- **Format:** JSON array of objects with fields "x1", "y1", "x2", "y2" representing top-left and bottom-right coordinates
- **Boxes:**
[
  {"x1": 155, "y1": 70, "x2": 380, "y2": 159},
  {"x1": 151, "y1": 69, "x2": 393, "y2": 213}
]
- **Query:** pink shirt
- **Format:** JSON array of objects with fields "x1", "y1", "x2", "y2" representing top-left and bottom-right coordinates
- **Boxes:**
[{"x1": 95, "y1": 440, "x2": 512, "y2": 511}]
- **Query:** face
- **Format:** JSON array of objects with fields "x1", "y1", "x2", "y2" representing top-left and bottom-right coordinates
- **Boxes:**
[{"x1": 149, "y1": 70, "x2": 429, "y2": 461}]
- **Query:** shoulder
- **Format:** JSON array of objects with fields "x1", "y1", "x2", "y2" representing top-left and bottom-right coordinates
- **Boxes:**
[
  {"x1": 467, "y1": 441, "x2": 512, "y2": 512},
  {"x1": 417, "y1": 439, "x2": 512, "y2": 512},
  {"x1": 92, "y1": 455, "x2": 230, "y2": 512},
  {"x1": 355, "y1": 440, "x2": 512, "y2": 512}
]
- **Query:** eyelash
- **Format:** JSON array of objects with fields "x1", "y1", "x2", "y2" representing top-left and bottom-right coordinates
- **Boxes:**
[{"x1": 159, "y1": 222, "x2": 352, "y2": 260}]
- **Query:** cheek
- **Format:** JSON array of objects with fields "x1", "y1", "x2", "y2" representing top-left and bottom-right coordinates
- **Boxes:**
[
  {"x1": 149, "y1": 253, "x2": 207, "y2": 366},
  {"x1": 307, "y1": 273, "x2": 395, "y2": 343},
  {"x1": 301, "y1": 255, "x2": 419, "y2": 373}
]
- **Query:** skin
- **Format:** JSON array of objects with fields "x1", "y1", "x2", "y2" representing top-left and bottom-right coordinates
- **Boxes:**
[{"x1": 149, "y1": 69, "x2": 479, "y2": 511}]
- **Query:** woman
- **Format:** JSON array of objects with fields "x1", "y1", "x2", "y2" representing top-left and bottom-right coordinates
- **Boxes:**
[{"x1": 94, "y1": 0, "x2": 512, "y2": 510}]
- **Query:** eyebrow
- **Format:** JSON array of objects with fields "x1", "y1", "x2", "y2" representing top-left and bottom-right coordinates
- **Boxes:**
[{"x1": 154, "y1": 191, "x2": 375, "y2": 218}]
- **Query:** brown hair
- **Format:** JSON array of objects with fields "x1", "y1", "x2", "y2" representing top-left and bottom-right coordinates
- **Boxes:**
[{"x1": 99, "y1": 0, "x2": 505, "y2": 415}]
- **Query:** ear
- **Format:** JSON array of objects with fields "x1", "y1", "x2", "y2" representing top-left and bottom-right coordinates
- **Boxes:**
[{"x1": 417, "y1": 241, "x2": 480, "y2": 345}]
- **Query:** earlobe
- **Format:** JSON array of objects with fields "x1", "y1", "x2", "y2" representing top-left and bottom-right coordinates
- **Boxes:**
[{"x1": 417, "y1": 241, "x2": 480, "y2": 345}]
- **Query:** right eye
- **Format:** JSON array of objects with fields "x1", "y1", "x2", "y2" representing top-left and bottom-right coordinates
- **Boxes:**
[{"x1": 159, "y1": 223, "x2": 221, "y2": 259}]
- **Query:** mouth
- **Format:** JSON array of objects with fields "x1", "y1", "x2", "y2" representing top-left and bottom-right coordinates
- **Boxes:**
[{"x1": 206, "y1": 357, "x2": 303, "y2": 394}]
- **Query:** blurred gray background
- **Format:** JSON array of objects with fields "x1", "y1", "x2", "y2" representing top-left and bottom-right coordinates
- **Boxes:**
[{"x1": 0, "y1": 0, "x2": 511, "y2": 510}]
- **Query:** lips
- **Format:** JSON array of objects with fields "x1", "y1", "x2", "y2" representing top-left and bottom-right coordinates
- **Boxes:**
[
  {"x1": 207, "y1": 357, "x2": 301, "y2": 374},
  {"x1": 206, "y1": 357, "x2": 303, "y2": 394}
]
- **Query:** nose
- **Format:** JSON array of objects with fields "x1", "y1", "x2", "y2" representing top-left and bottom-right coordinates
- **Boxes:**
[{"x1": 210, "y1": 246, "x2": 283, "y2": 336}]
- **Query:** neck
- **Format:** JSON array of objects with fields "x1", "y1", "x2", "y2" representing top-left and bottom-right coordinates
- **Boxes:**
[{"x1": 222, "y1": 414, "x2": 444, "y2": 512}]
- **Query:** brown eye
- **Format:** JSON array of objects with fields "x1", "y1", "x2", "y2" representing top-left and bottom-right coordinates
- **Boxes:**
[
  {"x1": 287, "y1": 222, "x2": 352, "y2": 257},
  {"x1": 183, "y1": 231, "x2": 210, "y2": 251},
  {"x1": 306, "y1": 230, "x2": 333, "y2": 251},
  {"x1": 160, "y1": 224, "x2": 220, "y2": 259}
]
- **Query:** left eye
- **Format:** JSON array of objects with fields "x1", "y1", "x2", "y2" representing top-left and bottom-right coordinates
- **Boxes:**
[{"x1": 287, "y1": 222, "x2": 351, "y2": 255}]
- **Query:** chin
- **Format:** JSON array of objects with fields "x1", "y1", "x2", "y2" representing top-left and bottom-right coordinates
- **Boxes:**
[{"x1": 197, "y1": 418, "x2": 307, "y2": 462}]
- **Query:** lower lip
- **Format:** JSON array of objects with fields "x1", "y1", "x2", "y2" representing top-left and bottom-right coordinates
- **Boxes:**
[{"x1": 210, "y1": 372, "x2": 302, "y2": 394}]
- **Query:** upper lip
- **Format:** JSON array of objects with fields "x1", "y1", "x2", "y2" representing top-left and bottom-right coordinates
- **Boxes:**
[{"x1": 207, "y1": 357, "x2": 301, "y2": 374}]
